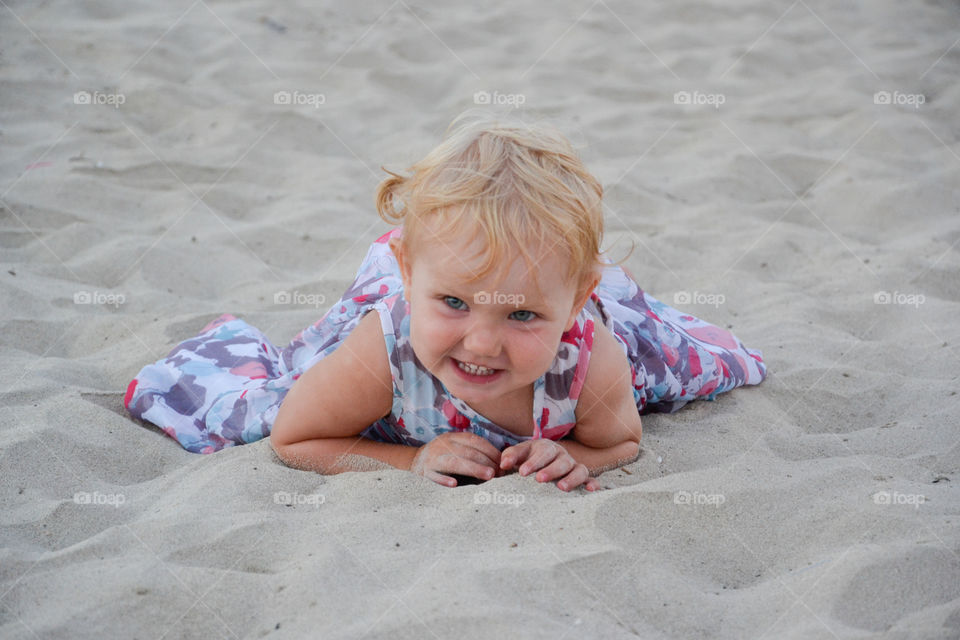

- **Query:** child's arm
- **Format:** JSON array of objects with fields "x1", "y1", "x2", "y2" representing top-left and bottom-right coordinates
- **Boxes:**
[
  {"x1": 568, "y1": 319, "x2": 644, "y2": 464},
  {"x1": 270, "y1": 309, "x2": 410, "y2": 473},
  {"x1": 272, "y1": 309, "x2": 505, "y2": 484},
  {"x1": 499, "y1": 321, "x2": 642, "y2": 490}
]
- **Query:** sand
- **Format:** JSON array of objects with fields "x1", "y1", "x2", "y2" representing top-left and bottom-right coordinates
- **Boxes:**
[{"x1": 2, "y1": 0, "x2": 959, "y2": 638}]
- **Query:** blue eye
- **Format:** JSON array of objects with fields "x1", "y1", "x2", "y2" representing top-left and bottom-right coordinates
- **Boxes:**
[
  {"x1": 510, "y1": 310, "x2": 536, "y2": 322},
  {"x1": 444, "y1": 296, "x2": 467, "y2": 310}
]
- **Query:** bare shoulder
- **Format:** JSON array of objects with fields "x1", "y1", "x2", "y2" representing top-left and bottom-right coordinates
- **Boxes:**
[
  {"x1": 330, "y1": 309, "x2": 393, "y2": 400},
  {"x1": 270, "y1": 309, "x2": 393, "y2": 448},
  {"x1": 332, "y1": 307, "x2": 393, "y2": 392},
  {"x1": 572, "y1": 319, "x2": 643, "y2": 448}
]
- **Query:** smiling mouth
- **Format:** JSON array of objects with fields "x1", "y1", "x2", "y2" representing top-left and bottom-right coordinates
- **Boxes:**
[{"x1": 453, "y1": 358, "x2": 499, "y2": 376}]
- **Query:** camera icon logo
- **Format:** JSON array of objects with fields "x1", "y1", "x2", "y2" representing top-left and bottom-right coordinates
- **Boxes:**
[
  {"x1": 274, "y1": 291, "x2": 291, "y2": 304},
  {"x1": 873, "y1": 291, "x2": 891, "y2": 304},
  {"x1": 673, "y1": 91, "x2": 691, "y2": 105},
  {"x1": 873, "y1": 91, "x2": 891, "y2": 105},
  {"x1": 74, "y1": 91, "x2": 92, "y2": 105},
  {"x1": 673, "y1": 291, "x2": 691, "y2": 305},
  {"x1": 74, "y1": 291, "x2": 92, "y2": 304},
  {"x1": 274, "y1": 91, "x2": 292, "y2": 105},
  {"x1": 473, "y1": 91, "x2": 491, "y2": 105},
  {"x1": 474, "y1": 291, "x2": 491, "y2": 304}
]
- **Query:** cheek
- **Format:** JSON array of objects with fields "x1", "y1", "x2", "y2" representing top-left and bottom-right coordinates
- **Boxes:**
[
  {"x1": 409, "y1": 306, "x2": 457, "y2": 354},
  {"x1": 510, "y1": 328, "x2": 562, "y2": 368}
]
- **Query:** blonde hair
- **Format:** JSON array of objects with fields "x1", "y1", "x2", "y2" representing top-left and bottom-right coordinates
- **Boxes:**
[{"x1": 375, "y1": 111, "x2": 609, "y2": 297}]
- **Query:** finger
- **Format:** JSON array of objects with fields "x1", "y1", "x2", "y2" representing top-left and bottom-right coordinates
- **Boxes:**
[
  {"x1": 499, "y1": 441, "x2": 532, "y2": 470},
  {"x1": 445, "y1": 442, "x2": 500, "y2": 475},
  {"x1": 585, "y1": 477, "x2": 602, "y2": 492},
  {"x1": 534, "y1": 455, "x2": 577, "y2": 484},
  {"x1": 425, "y1": 470, "x2": 458, "y2": 488},
  {"x1": 430, "y1": 436, "x2": 499, "y2": 472},
  {"x1": 448, "y1": 432, "x2": 502, "y2": 467},
  {"x1": 555, "y1": 464, "x2": 591, "y2": 492},
  {"x1": 519, "y1": 443, "x2": 562, "y2": 477},
  {"x1": 439, "y1": 454, "x2": 497, "y2": 482}
]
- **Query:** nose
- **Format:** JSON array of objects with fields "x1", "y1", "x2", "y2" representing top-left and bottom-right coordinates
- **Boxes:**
[{"x1": 462, "y1": 317, "x2": 502, "y2": 359}]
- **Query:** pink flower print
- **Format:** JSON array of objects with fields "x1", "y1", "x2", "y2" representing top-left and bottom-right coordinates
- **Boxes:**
[
  {"x1": 229, "y1": 361, "x2": 268, "y2": 380},
  {"x1": 696, "y1": 378, "x2": 719, "y2": 397},
  {"x1": 560, "y1": 321, "x2": 583, "y2": 346},
  {"x1": 352, "y1": 286, "x2": 389, "y2": 304},
  {"x1": 123, "y1": 378, "x2": 138, "y2": 409},
  {"x1": 661, "y1": 343, "x2": 679, "y2": 367},
  {"x1": 685, "y1": 325, "x2": 738, "y2": 350},
  {"x1": 687, "y1": 346, "x2": 702, "y2": 377},
  {"x1": 375, "y1": 228, "x2": 400, "y2": 244},
  {"x1": 542, "y1": 422, "x2": 574, "y2": 440},
  {"x1": 718, "y1": 357, "x2": 731, "y2": 379},
  {"x1": 441, "y1": 400, "x2": 471, "y2": 431}
]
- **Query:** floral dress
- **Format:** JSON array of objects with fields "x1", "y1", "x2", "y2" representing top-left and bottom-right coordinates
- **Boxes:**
[{"x1": 125, "y1": 228, "x2": 767, "y2": 453}]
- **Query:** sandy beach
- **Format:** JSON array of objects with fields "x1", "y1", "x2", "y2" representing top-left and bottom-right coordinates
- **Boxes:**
[{"x1": 2, "y1": 1, "x2": 959, "y2": 638}]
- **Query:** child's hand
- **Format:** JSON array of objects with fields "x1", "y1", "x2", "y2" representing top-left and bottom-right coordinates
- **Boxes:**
[
  {"x1": 500, "y1": 440, "x2": 601, "y2": 492},
  {"x1": 411, "y1": 432, "x2": 502, "y2": 488}
]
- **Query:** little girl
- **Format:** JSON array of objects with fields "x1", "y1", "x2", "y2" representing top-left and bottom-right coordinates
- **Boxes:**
[{"x1": 124, "y1": 113, "x2": 767, "y2": 492}]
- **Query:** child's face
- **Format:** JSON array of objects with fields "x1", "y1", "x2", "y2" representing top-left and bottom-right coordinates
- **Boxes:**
[{"x1": 390, "y1": 229, "x2": 590, "y2": 410}]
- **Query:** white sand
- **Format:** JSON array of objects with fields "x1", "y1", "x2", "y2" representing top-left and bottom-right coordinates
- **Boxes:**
[{"x1": 2, "y1": 1, "x2": 959, "y2": 638}]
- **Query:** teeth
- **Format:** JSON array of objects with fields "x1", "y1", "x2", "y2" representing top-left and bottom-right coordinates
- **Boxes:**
[{"x1": 457, "y1": 360, "x2": 496, "y2": 376}]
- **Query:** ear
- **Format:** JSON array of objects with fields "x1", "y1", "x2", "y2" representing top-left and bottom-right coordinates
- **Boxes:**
[
  {"x1": 564, "y1": 273, "x2": 600, "y2": 332},
  {"x1": 389, "y1": 236, "x2": 412, "y2": 291}
]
